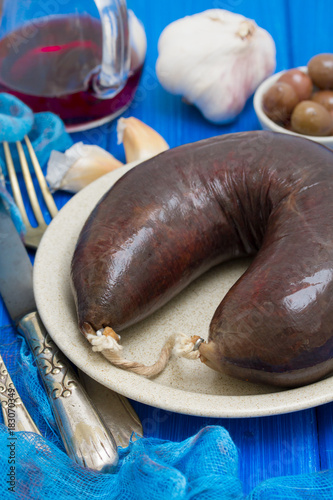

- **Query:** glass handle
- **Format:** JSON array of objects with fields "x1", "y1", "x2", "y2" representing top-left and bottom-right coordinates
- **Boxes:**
[{"x1": 94, "y1": 0, "x2": 130, "y2": 98}]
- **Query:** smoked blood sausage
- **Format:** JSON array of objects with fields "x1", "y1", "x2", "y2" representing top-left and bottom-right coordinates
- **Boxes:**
[{"x1": 71, "y1": 131, "x2": 333, "y2": 387}]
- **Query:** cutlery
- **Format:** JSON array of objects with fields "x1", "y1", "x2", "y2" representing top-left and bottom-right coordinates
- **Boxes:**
[
  {"x1": 0, "y1": 351, "x2": 41, "y2": 434},
  {"x1": 3, "y1": 135, "x2": 58, "y2": 249},
  {"x1": 1, "y1": 136, "x2": 142, "y2": 460},
  {"x1": 78, "y1": 371, "x2": 143, "y2": 448},
  {"x1": 0, "y1": 208, "x2": 119, "y2": 470},
  {"x1": 0, "y1": 163, "x2": 42, "y2": 435},
  {"x1": 0, "y1": 139, "x2": 121, "y2": 470}
]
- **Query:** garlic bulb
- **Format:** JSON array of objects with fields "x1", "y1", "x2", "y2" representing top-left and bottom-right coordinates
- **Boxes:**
[
  {"x1": 129, "y1": 9, "x2": 147, "y2": 71},
  {"x1": 156, "y1": 9, "x2": 276, "y2": 123},
  {"x1": 117, "y1": 117, "x2": 169, "y2": 163},
  {"x1": 46, "y1": 143, "x2": 123, "y2": 193}
]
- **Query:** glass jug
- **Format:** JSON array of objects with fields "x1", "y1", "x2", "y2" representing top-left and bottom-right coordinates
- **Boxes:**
[{"x1": 0, "y1": 0, "x2": 145, "y2": 131}]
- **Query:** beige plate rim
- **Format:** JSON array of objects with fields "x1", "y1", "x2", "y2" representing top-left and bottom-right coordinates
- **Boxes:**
[{"x1": 33, "y1": 162, "x2": 333, "y2": 418}]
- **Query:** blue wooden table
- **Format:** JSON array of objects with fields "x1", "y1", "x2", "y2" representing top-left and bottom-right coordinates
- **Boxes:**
[{"x1": 1, "y1": 0, "x2": 333, "y2": 496}]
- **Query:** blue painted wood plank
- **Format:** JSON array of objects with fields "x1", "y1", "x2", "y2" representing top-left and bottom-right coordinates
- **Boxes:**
[
  {"x1": 286, "y1": 0, "x2": 333, "y2": 68},
  {"x1": 317, "y1": 403, "x2": 333, "y2": 471},
  {"x1": 0, "y1": 295, "x2": 11, "y2": 327}
]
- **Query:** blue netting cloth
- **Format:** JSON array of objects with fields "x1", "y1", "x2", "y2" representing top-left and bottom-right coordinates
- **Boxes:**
[
  {"x1": 0, "y1": 325, "x2": 64, "y2": 450},
  {"x1": 248, "y1": 470, "x2": 333, "y2": 500},
  {"x1": 1, "y1": 322, "x2": 333, "y2": 500},
  {"x1": 0, "y1": 92, "x2": 73, "y2": 235},
  {"x1": 0, "y1": 93, "x2": 73, "y2": 176},
  {"x1": 1, "y1": 322, "x2": 244, "y2": 499},
  {"x1": 0, "y1": 93, "x2": 34, "y2": 142},
  {"x1": 0, "y1": 423, "x2": 243, "y2": 500}
]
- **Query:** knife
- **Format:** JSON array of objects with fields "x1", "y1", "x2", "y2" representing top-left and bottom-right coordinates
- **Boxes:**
[
  {"x1": 78, "y1": 370, "x2": 143, "y2": 448},
  {"x1": 0, "y1": 208, "x2": 118, "y2": 471}
]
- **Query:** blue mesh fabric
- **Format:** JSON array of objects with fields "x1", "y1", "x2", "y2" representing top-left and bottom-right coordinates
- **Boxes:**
[
  {"x1": 248, "y1": 470, "x2": 333, "y2": 500},
  {"x1": 0, "y1": 93, "x2": 33, "y2": 142},
  {"x1": 0, "y1": 92, "x2": 73, "y2": 235},
  {"x1": 0, "y1": 324, "x2": 245, "y2": 500},
  {"x1": 19, "y1": 111, "x2": 73, "y2": 171},
  {"x1": 0, "y1": 424, "x2": 243, "y2": 500},
  {"x1": 1, "y1": 323, "x2": 333, "y2": 499},
  {"x1": 0, "y1": 326, "x2": 65, "y2": 449},
  {"x1": 0, "y1": 93, "x2": 73, "y2": 176}
]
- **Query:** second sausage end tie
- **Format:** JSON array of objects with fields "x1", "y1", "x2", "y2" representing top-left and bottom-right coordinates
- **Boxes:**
[{"x1": 85, "y1": 327, "x2": 205, "y2": 377}]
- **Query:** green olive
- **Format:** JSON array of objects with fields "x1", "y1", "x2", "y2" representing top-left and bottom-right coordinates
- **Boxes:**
[
  {"x1": 291, "y1": 100, "x2": 332, "y2": 136},
  {"x1": 263, "y1": 82, "x2": 299, "y2": 125},
  {"x1": 308, "y1": 53, "x2": 333, "y2": 90},
  {"x1": 278, "y1": 69, "x2": 313, "y2": 100}
]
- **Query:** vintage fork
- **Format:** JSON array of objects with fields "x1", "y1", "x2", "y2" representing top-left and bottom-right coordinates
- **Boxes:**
[{"x1": 3, "y1": 135, "x2": 58, "y2": 249}]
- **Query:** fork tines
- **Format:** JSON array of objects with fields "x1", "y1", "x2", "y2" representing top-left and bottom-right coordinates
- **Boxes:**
[{"x1": 2, "y1": 136, "x2": 58, "y2": 249}]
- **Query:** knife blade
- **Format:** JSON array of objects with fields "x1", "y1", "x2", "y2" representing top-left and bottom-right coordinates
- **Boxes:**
[{"x1": 0, "y1": 208, "x2": 118, "y2": 471}]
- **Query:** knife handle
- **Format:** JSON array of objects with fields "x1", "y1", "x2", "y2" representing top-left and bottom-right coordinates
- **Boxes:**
[
  {"x1": 0, "y1": 352, "x2": 41, "y2": 434},
  {"x1": 18, "y1": 311, "x2": 118, "y2": 471}
]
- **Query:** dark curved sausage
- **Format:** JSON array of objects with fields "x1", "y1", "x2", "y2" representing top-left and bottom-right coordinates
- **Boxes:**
[{"x1": 71, "y1": 131, "x2": 333, "y2": 387}]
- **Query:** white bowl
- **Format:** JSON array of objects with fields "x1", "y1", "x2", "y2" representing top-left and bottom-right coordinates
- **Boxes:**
[{"x1": 253, "y1": 66, "x2": 333, "y2": 150}]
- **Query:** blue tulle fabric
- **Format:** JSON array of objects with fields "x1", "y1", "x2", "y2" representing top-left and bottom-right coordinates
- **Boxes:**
[
  {"x1": 0, "y1": 93, "x2": 34, "y2": 142},
  {"x1": 0, "y1": 94, "x2": 73, "y2": 176},
  {"x1": 0, "y1": 322, "x2": 332, "y2": 500}
]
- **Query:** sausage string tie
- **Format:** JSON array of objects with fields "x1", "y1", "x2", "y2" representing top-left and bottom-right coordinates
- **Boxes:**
[
  {"x1": 174, "y1": 334, "x2": 205, "y2": 360},
  {"x1": 86, "y1": 327, "x2": 205, "y2": 377}
]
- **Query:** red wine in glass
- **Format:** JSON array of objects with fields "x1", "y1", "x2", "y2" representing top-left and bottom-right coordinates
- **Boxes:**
[{"x1": 0, "y1": 15, "x2": 143, "y2": 131}]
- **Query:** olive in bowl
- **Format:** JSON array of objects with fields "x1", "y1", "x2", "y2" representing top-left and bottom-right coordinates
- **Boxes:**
[
  {"x1": 312, "y1": 90, "x2": 333, "y2": 116},
  {"x1": 308, "y1": 54, "x2": 333, "y2": 90},
  {"x1": 291, "y1": 100, "x2": 332, "y2": 136},
  {"x1": 254, "y1": 66, "x2": 333, "y2": 150}
]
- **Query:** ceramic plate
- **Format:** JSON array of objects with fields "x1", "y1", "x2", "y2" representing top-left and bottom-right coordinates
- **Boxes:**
[{"x1": 34, "y1": 163, "x2": 333, "y2": 418}]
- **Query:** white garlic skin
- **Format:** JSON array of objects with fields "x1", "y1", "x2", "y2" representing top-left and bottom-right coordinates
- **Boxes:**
[
  {"x1": 156, "y1": 9, "x2": 276, "y2": 123},
  {"x1": 46, "y1": 143, "x2": 123, "y2": 193},
  {"x1": 129, "y1": 10, "x2": 147, "y2": 71}
]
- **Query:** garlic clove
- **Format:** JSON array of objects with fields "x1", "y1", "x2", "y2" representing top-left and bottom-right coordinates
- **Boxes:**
[
  {"x1": 46, "y1": 142, "x2": 123, "y2": 193},
  {"x1": 117, "y1": 117, "x2": 169, "y2": 163},
  {"x1": 46, "y1": 119, "x2": 169, "y2": 194},
  {"x1": 57, "y1": 155, "x2": 122, "y2": 193},
  {"x1": 156, "y1": 9, "x2": 276, "y2": 124}
]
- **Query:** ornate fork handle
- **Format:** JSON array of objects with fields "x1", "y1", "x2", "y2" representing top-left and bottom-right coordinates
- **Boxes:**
[
  {"x1": 18, "y1": 311, "x2": 118, "y2": 471},
  {"x1": 0, "y1": 352, "x2": 40, "y2": 434}
]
